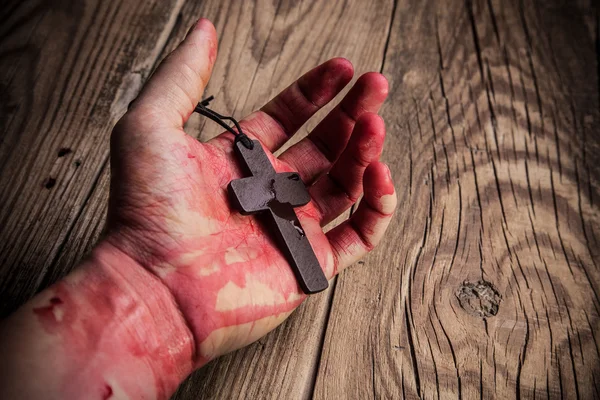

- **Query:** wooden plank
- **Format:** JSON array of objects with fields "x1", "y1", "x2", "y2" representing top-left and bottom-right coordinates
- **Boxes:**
[
  {"x1": 45, "y1": 1, "x2": 394, "y2": 399},
  {"x1": 0, "y1": 0, "x2": 186, "y2": 316},
  {"x1": 314, "y1": 0, "x2": 600, "y2": 398}
]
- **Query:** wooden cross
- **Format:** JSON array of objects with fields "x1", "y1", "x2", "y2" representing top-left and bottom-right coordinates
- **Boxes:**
[{"x1": 228, "y1": 139, "x2": 329, "y2": 294}]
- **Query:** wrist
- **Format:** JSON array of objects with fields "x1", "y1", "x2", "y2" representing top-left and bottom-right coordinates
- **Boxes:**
[
  {"x1": 2, "y1": 240, "x2": 197, "y2": 399},
  {"x1": 82, "y1": 240, "x2": 197, "y2": 396}
]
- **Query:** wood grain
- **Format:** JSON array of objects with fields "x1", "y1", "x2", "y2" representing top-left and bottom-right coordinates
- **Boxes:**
[
  {"x1": 0, "y1": 0, "x2": 186, "y2": 316},
  {"x1": 2, "y1": 0, "x2": 599, "y2": 398},
  {"x1": 314, "y1": 0, "x2": 600, "y2": 398}
]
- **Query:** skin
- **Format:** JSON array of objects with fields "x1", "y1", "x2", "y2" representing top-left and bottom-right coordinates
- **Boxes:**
[{"x1": 0, "y1": 19, "x2": 396, "y2": 399}]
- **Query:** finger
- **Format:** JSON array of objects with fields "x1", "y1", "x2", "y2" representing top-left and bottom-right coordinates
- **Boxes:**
[
  {"x1": 279, "y1": 73, "x2": 388, "y2": 184},
  {"x1": 310, "y1": 113, "x2": 385, "y2": 226},
  {"x1": 209, "y1": 58, "x2": 354, "y2": 152},
  {"x1": 326, "y1": 162, "x2": 396, "y2": 272},
  {"x1": 128, "y1": 18, "x2": 218, "y2": 128}
]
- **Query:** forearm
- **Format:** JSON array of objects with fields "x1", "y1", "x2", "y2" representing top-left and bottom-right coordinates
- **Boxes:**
[{"x1": 0, "y1": 241, "x2": 196, "y2": 400}]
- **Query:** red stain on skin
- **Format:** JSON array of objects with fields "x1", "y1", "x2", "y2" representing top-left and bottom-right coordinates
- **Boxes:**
[
  {"x1": 299, "y1": 58, "x2": 353, "y2": 106},
  {"x1": 50, "y1": 297, "x2": 63, "y2": 305},
  {"x1": 150, "y1": 153, "x2": 329, "y2": 352},
  {"x1": 90, "y1": 137, "x2": 333, "y2": 391},
  {"x1": 32, "y1": 255, "x2": 194, "y2": 400},
  {"x1": 32, "y1": 288, "x2": 76, "y2": 331},
  {"x1": 105, "y1": 141, "x2": 326, "y2": 362},
  {"x1": 32, "y1": 306, "x2": 56, "y2": 322},
  {"x1": 101, "y1": 384, "x2": 113, "y2": 400},
  {"x1": 187, "y1": 153, "x2": 195, "y2": 159},
  {"x1": 117, "y1": 140, "x2": 334, "y2": 358},
  {"x1": 365, "y1": 163, "x2": 395, "y2": 198},
  {"x1": 371, "y1": 183, "x2": 395, "y2": 198}
]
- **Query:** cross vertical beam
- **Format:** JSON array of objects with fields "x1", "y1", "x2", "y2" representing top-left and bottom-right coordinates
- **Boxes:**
[{"x1": 228, "y1": 140, "x2": 329, "y2": 294}]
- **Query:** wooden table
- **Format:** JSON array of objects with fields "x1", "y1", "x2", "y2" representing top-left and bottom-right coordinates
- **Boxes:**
[{"x1": 1, "y1": 1, "x2": 598, "y2": 398}]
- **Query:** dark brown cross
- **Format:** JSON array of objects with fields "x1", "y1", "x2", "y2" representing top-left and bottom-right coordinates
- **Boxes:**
[{"x1": 228, "y1": 139, "x2": 329, "y2": 294}]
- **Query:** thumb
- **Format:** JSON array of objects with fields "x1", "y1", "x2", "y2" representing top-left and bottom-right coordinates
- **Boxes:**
[{"x1": 130, "y1": 18, "x2": 217, "y2": 128}]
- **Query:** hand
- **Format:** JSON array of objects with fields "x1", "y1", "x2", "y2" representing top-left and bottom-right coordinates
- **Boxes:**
[{"x1": 106, "y1": 18, "x2": 396, "y2": 364}]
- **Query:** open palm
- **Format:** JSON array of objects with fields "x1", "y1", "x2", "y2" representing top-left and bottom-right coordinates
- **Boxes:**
[{"x1": 105, "y1": 19, "x2": 396, "y2": 365}]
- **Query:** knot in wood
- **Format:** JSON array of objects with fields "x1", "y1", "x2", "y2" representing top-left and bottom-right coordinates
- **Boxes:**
[{"x1": 456, "y1": 280, "x2": 501, "y2": 318}]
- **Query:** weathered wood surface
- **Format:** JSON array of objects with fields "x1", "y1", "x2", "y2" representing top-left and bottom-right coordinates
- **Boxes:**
[
  {"x1": 0, "y1": 0, "x2": 186, "y2": 314},
  {"x1": 315, "y1": 0, "x2": 600, "y2": 399},
  {"x1": 1, "y1": 0, "x2": 599, "y2": 399}
]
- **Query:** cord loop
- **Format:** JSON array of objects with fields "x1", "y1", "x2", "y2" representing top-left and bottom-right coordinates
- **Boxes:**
[{"x1": 194, "y1": 96, "x2": 254, "y2": 150}]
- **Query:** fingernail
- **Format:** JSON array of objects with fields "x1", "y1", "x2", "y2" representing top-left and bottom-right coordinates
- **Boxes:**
[
  {"x1": 195, "y1": 18, "x2": 211, "y2": 31},
  {"x1": 186, "y1": 18, "x2": 209, "y2": 38}
]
